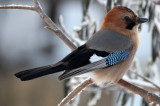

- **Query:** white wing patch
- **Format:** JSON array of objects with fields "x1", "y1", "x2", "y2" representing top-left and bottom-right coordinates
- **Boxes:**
[{"x1": 89, "y1": 54, "x2": 104, "y2": 63}]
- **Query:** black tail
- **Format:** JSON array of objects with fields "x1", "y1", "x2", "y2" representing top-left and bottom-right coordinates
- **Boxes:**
[{"x1": 15, "y1": 62, "x2": 66, "y2": 81}]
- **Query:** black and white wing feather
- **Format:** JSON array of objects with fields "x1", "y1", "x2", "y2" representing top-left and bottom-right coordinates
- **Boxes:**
[{"x1": 59, "y1": 59, "x2": 106, "y2": 80}]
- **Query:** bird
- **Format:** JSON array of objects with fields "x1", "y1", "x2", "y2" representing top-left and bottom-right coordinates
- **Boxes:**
[{"x1": 15, "y1": 6, "x2": 148, "y2": 84}]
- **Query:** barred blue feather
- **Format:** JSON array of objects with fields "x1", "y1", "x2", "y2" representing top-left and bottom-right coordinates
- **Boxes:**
[{"x1": 106, "y1": 50, "x2": 131, "y2": 66}]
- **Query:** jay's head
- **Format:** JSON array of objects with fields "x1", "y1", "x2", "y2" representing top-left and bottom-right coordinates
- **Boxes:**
[{"x1": 102, "y1": 6, "x2": 148, "y2": 31}]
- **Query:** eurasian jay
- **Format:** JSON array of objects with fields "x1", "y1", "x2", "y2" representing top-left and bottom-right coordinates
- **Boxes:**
[{"x1": 15, "y1": 6, "x2": 148, "y2": 84}]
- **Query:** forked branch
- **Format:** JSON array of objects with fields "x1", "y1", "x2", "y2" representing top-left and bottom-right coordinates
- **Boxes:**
[
  {"x1": 0, "y1": 0, "x2": 76, "y2": 50},
  {"x1": 117, "y1": 79, "x2": 160, "y2": 104}
]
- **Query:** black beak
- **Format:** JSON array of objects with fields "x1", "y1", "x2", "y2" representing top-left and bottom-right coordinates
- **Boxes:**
[{"x1": 136, "y1": 18, "x2": 148, "y2": 24}]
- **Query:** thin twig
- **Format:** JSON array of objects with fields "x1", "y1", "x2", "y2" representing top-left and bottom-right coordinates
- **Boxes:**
[
  {"x1": 130, "y1": 70, "x2": 160, "y2": 90},
  {"x1": 33, "y1": 0, "x2": 77, "y2": 50},
  {"x1": 58, "y1": 15, "x2": 80, "y2": 47},
  {"x1": 126, "y1": 79, "x2": 159, "y2": 92},
  {"x1": 117, "y1": 79, "x2": 160, "y2": 104},
  {"x1": 58, "y1": 78, "x2": 93, "y2": 106},
  {"x1": 0, "y1": 5, "x2": 36, "y2": 11},
  {"x1": 58, "y1": 15, "x2": 71, "y2": 39},
  {"x1": 44, "y1": 26, "x2": 76, "y2": 50}
]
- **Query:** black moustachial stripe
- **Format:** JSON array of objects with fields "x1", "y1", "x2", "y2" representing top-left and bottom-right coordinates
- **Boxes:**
[{"x1": 126, "y1": 22, "x2": 136, "y2": 30}]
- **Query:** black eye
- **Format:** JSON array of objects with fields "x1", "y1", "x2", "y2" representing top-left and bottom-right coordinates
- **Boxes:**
[{"x1": 124, "y1": 16, "x2": 131, "y2": 22}]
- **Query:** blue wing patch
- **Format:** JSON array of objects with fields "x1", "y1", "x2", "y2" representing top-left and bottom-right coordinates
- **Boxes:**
[{"x1": 106, "y1": 50, "x2": 131, "y2": 66}]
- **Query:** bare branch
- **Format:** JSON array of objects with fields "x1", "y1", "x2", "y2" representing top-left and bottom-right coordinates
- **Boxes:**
[
  {"x1": 130, "y1": 70, "x2": 160, "y2": 90},
  {"x1": 0, "y1": 5, "x2": 36, "y2": 11},
  {"x1": 58, "y1": 15, "x2": 80, "y2": 47},
  {"x1": 32, "y1": 0, "x2": 77, "y2": 50},
  {"x1": 0, "y1": 0, "x2": 77, "y2": 50},
  {"x1": 124, "y1": 78, "x2": 159, "y2": 92},
  {"x1": 117, "y1": 79, "x2": 160, "y2": 104},
  {"x1": 58, "y1": 15, "x2": 71, "y2": 39},
  {"x1": 44, "y1": 26, "x2": 77, "y2": 50},
  {"x1": 63, "y1": 78, "x2": 160, "y2": 105},
  {"x1": 58, "y1": 78, "x2": 93, "y2": 106}
]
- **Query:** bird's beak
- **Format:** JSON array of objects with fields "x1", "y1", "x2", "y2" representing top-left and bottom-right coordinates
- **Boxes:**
[{"x1": 135, "y1": 18, "x2": 148, "y2": 24}]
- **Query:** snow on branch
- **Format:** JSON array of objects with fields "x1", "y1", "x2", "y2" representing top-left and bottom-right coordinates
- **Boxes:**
[
  {"x1": 0, "y1": 0, "x2": 76, "y2": 50},
  {"x1": 0, "y1": 5, "x2": 36, "y2": 11}
]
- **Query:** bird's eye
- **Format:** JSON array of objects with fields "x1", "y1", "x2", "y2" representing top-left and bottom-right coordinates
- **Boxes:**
[{"x1": 124, "y1": 16, "x2": 131, "y2": 22}]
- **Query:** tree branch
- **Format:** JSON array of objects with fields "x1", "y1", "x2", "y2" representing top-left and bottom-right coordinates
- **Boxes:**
[
  {"x1": 117, "y1": 79, "x2": 160, "y2": 104},
  {"x1": 58, "y1": 15, "x2": 80, "y2": 47},
  {"x1": 33, "y1": 0, "x2": 77, "y2": 50},
  {"x1": 125, "y1": 78, "x2": 159, "y2": 92},
  {"x1": 0, "y1": 5, "x2": 36, "y2": 11},
  {"x1": 58, "y1": 15, "x2": 71, "y2": 40},
  {"x1": 44, "y1": 26, "x2": 77, "y2": 50},
  {"x1": 60, "y1": 78, "x2": 160, "y2": 105},
  {"x1": 130, "y1": 70, "x2": 160, "y2": 90},
  {"x1": 58, "y1": 78, "x2": 93, "y2": 106},
  {"x1": 0, "y1": 0, "x2": 77, "y2": 50}
]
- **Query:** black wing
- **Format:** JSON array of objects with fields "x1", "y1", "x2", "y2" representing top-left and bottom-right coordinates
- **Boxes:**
[{"x1": 62, "y1": 45, "x2": 109, "y2": 70}]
